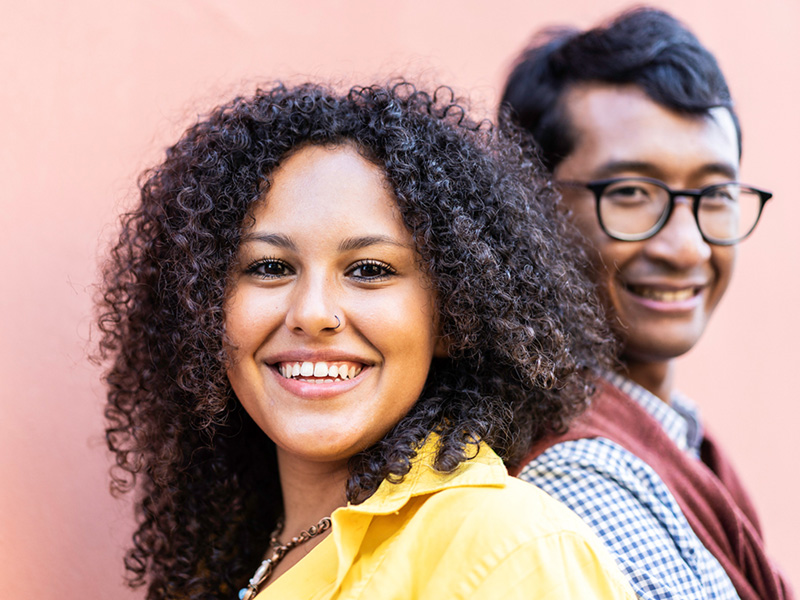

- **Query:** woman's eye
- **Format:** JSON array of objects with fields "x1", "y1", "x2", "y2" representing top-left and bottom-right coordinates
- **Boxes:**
[
  {"x1": 349, "y1": 260, "x2": 396, "y2": 281},
  {"x1": 244, "y1": 258, "x2": 293, "y2": 279}
]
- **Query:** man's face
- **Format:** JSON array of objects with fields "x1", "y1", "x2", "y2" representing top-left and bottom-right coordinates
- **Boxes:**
[{"x1": 554, "y1": 83, "x2": 740, "y2": 365}]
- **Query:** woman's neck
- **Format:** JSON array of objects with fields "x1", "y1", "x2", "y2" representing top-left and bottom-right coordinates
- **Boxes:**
[
  {"x1": 277, "y1": 452, "x2": 350, "y2": 534},
  {"x1": 266, "y1": 450, "x2": 350, "y2": 582}
]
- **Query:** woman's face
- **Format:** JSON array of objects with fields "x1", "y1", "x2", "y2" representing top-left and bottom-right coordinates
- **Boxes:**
[{"x1": 225, "y1": 144, "x2": 443, "y2": 470}]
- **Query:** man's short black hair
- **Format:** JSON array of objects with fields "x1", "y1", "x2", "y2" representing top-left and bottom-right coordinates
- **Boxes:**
[{"x1": 500, "y1": 7, "x2": 741, "y2": 171}]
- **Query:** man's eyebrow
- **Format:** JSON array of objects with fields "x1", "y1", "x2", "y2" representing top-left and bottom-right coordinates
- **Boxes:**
[
  {"x1": 338, "y1": 235, "x2": 409, "y2": 252},
  {"x1": 694, "y1": 162, "x2": 738, "y2": 181},
  {"x1": 239, "y1": 232, "x2": 297, "y2": 251},
  {"x1": 593, "y1": 160, "x2": 663, "y2": 179},
  {"x1": 592, "y1": 160, "x2": 738, "y2": 181}
]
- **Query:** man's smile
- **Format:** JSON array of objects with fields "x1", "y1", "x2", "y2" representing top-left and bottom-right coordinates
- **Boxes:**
[{"x1": 624, "y1": 283, "x2": 704, "y2": 303}]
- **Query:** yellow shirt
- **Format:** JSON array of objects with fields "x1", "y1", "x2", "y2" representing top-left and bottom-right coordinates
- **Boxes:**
[{"x1": 258, "y1": 439, "x2": 637, "y2": 599}]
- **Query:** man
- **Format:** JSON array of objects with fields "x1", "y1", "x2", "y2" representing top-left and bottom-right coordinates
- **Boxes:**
[{"x1": 501, "y1": 7, "x2": 792, "y2": 600}]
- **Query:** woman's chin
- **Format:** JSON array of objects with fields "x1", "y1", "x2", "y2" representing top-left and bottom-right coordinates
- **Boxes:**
[{"x1": 271, "y1": 429, "x2": 375, "y2": 467}]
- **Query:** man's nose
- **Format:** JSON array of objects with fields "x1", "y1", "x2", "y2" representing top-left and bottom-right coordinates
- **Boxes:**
[{"x1": 644, "y1": 197, "x2": 711, "y2": 269}]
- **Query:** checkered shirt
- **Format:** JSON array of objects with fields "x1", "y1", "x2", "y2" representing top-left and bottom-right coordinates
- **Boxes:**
[{"x1": 518, "y1": 373, "x2": 740, "y2": 600}]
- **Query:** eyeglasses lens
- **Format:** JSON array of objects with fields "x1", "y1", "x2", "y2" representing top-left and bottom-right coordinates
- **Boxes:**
[
  {"x1": 599, "y1": 180, "x2": 669, "y2": 239},
  {"x1": 697, "y1": 184, "x2": 762, "y2": 243}
]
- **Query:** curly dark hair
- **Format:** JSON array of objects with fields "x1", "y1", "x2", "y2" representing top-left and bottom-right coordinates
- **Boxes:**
[
  {"x1": 97, "y1": 81, "x2": 612, "y2": 599},
  {"x1": 500, "y1": 7, "x2": 740, "y2": 171}
]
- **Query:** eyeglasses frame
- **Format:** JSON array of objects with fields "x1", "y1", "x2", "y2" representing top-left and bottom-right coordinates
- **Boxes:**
[{"x1": 558, "y1": 176, "x2": 773, "y2": 246}]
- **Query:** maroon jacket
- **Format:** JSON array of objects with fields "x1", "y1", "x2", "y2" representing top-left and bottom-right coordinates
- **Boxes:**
[{"x1": 517, "y1": 380, "x2": 793, "y2": 600}]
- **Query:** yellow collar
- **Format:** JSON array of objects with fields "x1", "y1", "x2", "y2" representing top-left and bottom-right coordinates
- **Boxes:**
[
  {"x1": 340, "y1": 435, "x2": 507, "y2": 516},
  {"x1": 327, "y1": 435, "x2": 508, "y2": 587},
  {"x1": 260, "y1": 436, "x2": 509, "y2": 597}
]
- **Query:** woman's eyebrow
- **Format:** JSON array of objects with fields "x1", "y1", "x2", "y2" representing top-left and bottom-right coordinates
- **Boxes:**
[
  {"x1": 239, "y1": 232, "x2": 297, "y2": 251},
  {"x1": 338, "y1": 235, "x2": 409, "y2": 252}
]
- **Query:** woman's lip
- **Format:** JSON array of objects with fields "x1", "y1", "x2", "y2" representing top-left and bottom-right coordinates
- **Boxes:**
[
  {"x1": 264, "y1": 350, "x2": 373, "y2": 364},
  {"x1": 269, "y1": 364, "x2": 368, "y2": 399}
]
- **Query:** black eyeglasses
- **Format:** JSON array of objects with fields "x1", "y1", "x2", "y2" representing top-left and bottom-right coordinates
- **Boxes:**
[{"x1": 558, "y1": 177, "x2": 772, "y2": 246}]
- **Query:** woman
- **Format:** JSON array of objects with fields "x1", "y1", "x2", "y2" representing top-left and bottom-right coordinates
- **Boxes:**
[{"x1": 98, "y1": 82, "x2": 633, "y2": 599}]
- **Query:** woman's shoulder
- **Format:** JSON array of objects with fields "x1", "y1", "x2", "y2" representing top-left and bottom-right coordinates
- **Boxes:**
[
  {"x1": 409, "y1": 440, "x2": 616, "y2": 543},
  {"x1": 427, "y1": 470, "x2": 608, "y2": 541},
  {"x1": 405, "y1": 475, "x2": 637, "y2": 599}
]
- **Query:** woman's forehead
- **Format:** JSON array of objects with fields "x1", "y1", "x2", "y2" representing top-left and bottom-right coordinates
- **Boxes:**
[{"x1": 245, "y1": 144, "x2": 409, "y2": 245}]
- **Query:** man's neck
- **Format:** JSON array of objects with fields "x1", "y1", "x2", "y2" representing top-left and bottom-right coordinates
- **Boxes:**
[{"x1": 619, "y1": 359, "x2": 676, "y2": 404}]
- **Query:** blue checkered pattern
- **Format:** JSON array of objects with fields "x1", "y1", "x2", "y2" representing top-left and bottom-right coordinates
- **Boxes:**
[{"x1": 518, "y1": 374, "x2": 740, "y2": 600}]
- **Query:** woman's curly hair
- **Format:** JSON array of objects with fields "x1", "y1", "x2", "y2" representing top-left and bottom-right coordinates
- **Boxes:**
[{"x1": 97, "y1": 81, "x2": 613, "y2": 599}]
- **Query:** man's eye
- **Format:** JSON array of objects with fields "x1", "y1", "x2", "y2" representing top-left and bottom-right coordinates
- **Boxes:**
[
  {"x1": 603, "y1": 182, "x2": 660, "y2": 207},
  {"x1": 245, "y1": 258, "x2": 293, "y2": 279},
  {"x1": 607, "y1": 185, "x2": 650, "y2": 199},
  {"x1": 349, "y1": 260, "x2": 396, "y2": 281},
  {"x1": 703, "y1": 188, "x2": 737, "y2": 203}
]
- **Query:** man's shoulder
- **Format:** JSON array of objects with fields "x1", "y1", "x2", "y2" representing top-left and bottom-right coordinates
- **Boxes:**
[
  {"x1": 523, "y1": 375, "x2": 702, "y2": 464},
  {"x1": 517, "y1": 438, "x2": 740, "y2": 600},
  {"x1": 520, "y1": 436, "x2": 676, "y2": 500}
]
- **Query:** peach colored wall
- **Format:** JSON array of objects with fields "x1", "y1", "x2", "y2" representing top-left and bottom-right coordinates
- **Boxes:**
[{"x1": 1, "y1": 1, "x2": 797, "y2": 597}]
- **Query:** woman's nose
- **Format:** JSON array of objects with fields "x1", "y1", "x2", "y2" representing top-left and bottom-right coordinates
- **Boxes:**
[{"x1": 284, "y1": 273, "x2": 343, "y2": 336}]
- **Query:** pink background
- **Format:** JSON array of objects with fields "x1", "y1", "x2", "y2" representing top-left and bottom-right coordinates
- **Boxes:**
[{"x1": 2, "y1": 1, "x2": 797, "y2": 597}]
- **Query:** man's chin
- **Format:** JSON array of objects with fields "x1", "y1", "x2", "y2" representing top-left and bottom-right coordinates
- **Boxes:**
[
  {"x1": 621, "y1": 334, "x2": 701, "y2": 365},
  {"x1": 611, "y1": 300, "x2": 710, "y2": 366}
]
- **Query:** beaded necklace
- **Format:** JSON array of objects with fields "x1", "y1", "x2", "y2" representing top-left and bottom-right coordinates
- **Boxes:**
[{"x1": 239, "y1": 516, "x2": 332, "y2": 600}]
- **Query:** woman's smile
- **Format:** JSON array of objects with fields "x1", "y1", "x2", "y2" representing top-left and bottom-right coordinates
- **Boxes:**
[
  {"x1": 267, "y1": 356, "x2": 370, "y2": 399},
  {"x1": 276, "y1": 360, "x2": 364, "y2": 382}
]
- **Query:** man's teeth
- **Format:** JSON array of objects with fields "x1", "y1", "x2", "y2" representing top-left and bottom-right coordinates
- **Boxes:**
[
  {"x1": 629, "y1": 285, "x2": 697, "y2": 301},
  {"x1": 278, "y1": 361, "x2": 362, "y2": 381}
]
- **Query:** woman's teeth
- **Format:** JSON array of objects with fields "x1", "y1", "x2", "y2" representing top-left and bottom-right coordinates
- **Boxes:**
[
  {"x1": 628, "y1": 285, "x2": 698, "y2": 302},
  {"x1": 278, "y1": 361, "x2": 362, "y2": 382}
]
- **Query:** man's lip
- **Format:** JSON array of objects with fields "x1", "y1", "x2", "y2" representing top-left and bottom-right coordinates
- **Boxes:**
[
  {"x1": 619, "y1": 280, "x2": 707, "y2": 309},
  {"x1": 621, "y1": 280, "x2": 709, "y2": 291}
]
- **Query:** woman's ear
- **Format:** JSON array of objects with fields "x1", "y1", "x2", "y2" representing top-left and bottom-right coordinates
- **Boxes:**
[{"x1": 433, "y1": 334, "x2": 450, "y2": 358}]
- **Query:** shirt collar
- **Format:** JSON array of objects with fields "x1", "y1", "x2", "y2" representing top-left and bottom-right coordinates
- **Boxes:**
[
  {"x1": 341, "y1": 435, "x2": 507, "y2": 517},
  {"x1": 604, "y1": 371, "x2": 704, "y2": 458},
  {"x1": 325, "y1": 435, "x2": 507, "y2": 587}
]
